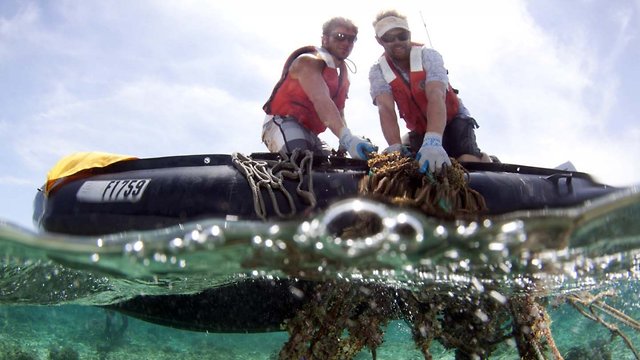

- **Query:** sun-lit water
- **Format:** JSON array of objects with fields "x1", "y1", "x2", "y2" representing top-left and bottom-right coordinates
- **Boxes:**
[{"x1": 1, "y1": 187, "x2": 640, "y2": 359}]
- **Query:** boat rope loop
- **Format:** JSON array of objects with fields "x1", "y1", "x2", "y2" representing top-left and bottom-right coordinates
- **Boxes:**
[{"x1": 232, "y1": 150, "x2": 317, "y2": 220}]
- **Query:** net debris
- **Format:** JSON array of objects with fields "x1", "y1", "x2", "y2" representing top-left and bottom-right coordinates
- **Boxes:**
[
  {"x1": 360, "y1": 152, "x2": 486, "y2": 219},
  {"x1": 276, "y1": 152, "x2": 639, "y2": 359}
]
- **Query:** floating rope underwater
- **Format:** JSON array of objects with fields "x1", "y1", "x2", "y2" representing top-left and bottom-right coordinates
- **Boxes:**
[{"x1": 567, "y1": 290, "x2": 640, "y2": 359}]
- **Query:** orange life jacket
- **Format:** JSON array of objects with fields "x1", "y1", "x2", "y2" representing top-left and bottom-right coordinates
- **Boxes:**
[
  {"x1": 378, "y1": 45, "x2": 460, "y2": 133},
  {"x1": 263, "y1": 46, "x2": 349, "y2": 135}
]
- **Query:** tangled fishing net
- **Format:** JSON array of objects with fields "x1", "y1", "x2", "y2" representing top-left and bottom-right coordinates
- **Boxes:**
[
  {"x1": 277, "y1": 152, "x2": 640, "y2": 359},
  {"x1": 360, "y1": 152, "x2": 486, "y2": 219}
]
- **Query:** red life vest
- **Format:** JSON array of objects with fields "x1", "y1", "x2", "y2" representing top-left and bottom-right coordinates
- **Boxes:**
[
  {"x1": 378, "y1": 45, "x2": 460, "y2": 133},
  {"x1": 263, "y1": 46, "x2": 349, "y2": 135}
]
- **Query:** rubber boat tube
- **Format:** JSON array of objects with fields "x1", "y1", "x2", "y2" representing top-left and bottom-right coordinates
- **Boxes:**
[{"x1": 33, "y1": 153, "x2": 618, "y2": 236}]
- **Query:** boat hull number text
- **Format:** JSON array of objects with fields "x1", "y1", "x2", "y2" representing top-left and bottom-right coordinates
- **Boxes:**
[{"x1": 76, "y1": 179, "x2": 151, "y2": 203}]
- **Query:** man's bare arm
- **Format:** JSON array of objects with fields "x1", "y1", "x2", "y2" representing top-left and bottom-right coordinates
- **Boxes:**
[
  {"x1": 375, "y1": 92, "x2": 402, "y2": 146},
  {"x1": 424, "y1": 80, "x2": 447, "y2": 135},
  {"x1": 290, "y1": 54, "x2": 346, "y2": 137}
]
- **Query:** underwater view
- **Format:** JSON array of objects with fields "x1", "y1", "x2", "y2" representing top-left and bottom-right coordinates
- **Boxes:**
[
  {"x1": 1, "y1": 184, "x2": 640, "y2": 359},
  {"x1": 2, "y1": 0, "x2": 639, "y2": 358}
]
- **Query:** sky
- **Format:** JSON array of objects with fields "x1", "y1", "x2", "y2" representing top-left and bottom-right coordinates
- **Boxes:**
[{"x1": 1, "y1": 0, "x2": 639, "y2": 231}]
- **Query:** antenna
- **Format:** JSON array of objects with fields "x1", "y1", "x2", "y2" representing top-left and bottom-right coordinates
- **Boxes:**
[{"x1": 419, "y1": 11, "x2": 434, "y2": 48}]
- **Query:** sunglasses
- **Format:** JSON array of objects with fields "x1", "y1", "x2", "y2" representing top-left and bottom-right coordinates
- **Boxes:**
[
  {"x1": 380, "y1": 31, "x2": 410, "y2": 43},
  {"x1": 331, "y1": 32, "x2": 357, "y2": 44}
]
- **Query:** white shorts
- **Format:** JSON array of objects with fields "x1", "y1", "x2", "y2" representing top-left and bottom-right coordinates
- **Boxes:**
[{"x1": 261, "y1": 115, "x2": 330, "y2": 155}]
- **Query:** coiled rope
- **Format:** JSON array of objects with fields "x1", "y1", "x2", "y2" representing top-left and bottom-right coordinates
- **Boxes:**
[{"x1": 232, "y1": 150, "x2": 317, "y2": 220}]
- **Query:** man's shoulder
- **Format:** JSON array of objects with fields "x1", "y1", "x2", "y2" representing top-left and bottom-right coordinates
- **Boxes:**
[
  {"x1": 295, "y1": 52, "x2": 322, "y2": 62},
  {"x1": 420, "y1": 47, "x2": 445, "y2": 69},
  {"x1": 419, "y1": 46, "x2": 442, "y2": 57},
  {"x1": 291, "y1": 52, "x2": 326, "y2": 72},
  {"x1": 368, "y1": 61, "x2": 384, "y2": 78}
]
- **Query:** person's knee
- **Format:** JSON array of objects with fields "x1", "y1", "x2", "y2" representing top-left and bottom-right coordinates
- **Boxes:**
[
  {"x1": 457, "y1": 153, "x2": 491, "y2": 163},
  {"x1": 402, "y1": 131, "x2": 423, "y2": 154},
  {"x1": 262, "y1": 121, "x2": 285, "y2": 153}
]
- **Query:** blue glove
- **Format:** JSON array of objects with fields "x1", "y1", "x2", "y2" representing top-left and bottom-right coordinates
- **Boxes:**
[
  {"x1": 415, "y1": 132, "x2": 451, "y2": 173},
  {"x1": 339, "y1": 128, "x2": 377, "y2": 160},
  {"x1": 383, "y1": 143, "x2": 411, "y2": 156}
]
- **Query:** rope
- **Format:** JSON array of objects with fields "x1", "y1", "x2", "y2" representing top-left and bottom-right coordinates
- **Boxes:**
[
  {"x1": 567, "y1": 291, "x2": 640, "y2": 359},
  {"x1": 232, "y1": 150, "x2": 316, "y2": 220},
  {"x1": 344, "y1": 58, "x2": 357, "y2": 74}
]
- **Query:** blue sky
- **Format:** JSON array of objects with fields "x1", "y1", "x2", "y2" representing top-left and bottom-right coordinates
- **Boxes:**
[{"x1": 1, "y1": 0, "x2": 639, "y2": 230}]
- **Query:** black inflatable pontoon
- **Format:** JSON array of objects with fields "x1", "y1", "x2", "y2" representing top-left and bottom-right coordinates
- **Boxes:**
[
  {"x1": 106, "y1": 278, "x2": 319, "y2": 333},
  {"x1": 34, "y1": 153, "x2": 617, "y2": 236},
  {"x1": 33, "y1": 152, "x2": 623, "y2": 333}
]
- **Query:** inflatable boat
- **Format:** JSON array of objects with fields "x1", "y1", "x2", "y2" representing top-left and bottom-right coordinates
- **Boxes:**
[
  {"x1": 34, "y1": 151, "x2": 618, "y2": 236},
  {"x1": 33, "y1": 151, "x2": 622, "y2": 333}
]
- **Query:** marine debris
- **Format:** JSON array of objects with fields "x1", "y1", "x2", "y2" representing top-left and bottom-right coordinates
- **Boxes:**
[
  {"x1": 275, "y1": 152, "x2": 640, "y2": 359},
  {"x1": 360, "y1": 151, "x2": 486, "y2": 219},
  {"x1": 277, "y1": 153, "x2": 552, "y2": 359},
  {"x1": 278, "y1": 278, "x2": 570, "y2": 359},
  {"x1": 567, "y1": 290, "x2": 640, "y2": 359},
  {"x1": 279, "y1": 281, "x2": 396, "y2": 360},
  {"x1": 232, "y1": 150, "x2": 317, "y2": 220},
  {"x1": 510, "y1": 293, "x2": 563, "y2": 360}
]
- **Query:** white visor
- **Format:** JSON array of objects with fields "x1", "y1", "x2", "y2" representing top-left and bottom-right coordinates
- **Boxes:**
[{"x1": 374, "y1": 16, "x2": 410, "y2": 38}]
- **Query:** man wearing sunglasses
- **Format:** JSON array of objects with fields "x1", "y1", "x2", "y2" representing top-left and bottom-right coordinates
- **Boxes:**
[
  {"x1": 369, "y1": 10, "x2": 491, "y2": 174},
  {"x1": 262, "y1": 17, "x2": 377, "y2": 160}
]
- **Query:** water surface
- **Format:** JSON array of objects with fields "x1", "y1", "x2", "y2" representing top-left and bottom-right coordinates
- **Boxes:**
[{"x1": 1, "y1": 187, "x2": 639, "y2": 359}]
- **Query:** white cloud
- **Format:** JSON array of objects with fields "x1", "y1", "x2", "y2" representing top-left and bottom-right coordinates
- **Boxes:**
[
  {"x1": 0, "y1": 2, "x2": 39, "y2": 59},
  {"x1": 0, "y1": 176, "x2": 32, "y2": 186},
  {"x1": 11, "y1": 80, "x2": 265, "y2": 171}
]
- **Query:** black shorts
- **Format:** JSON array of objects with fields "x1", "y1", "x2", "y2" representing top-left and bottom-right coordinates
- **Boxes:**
[{"x1": 402, "y1": 116, "x2": 483, "y2": 158}]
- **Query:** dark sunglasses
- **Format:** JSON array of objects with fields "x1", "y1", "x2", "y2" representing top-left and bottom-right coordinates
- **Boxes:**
[
  {"x1": 331, "y1": 32, "x2": 357, "y2": 43},
  {"x1": 380, "y1": 31, "x2": 410, "y2": 43}
]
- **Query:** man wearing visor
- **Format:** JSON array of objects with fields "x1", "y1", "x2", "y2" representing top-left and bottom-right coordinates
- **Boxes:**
[
  {"x1": 368, "y1": 10, "x2": 491, "y2": 173},
  {"x1": 262, "y1": 17, "x2": 377, "y2": 160}
]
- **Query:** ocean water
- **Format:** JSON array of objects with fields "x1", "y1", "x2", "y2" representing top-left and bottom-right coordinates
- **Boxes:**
[{"x1": 1, "y1": 188, "x2": 640, "y2": 359}]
